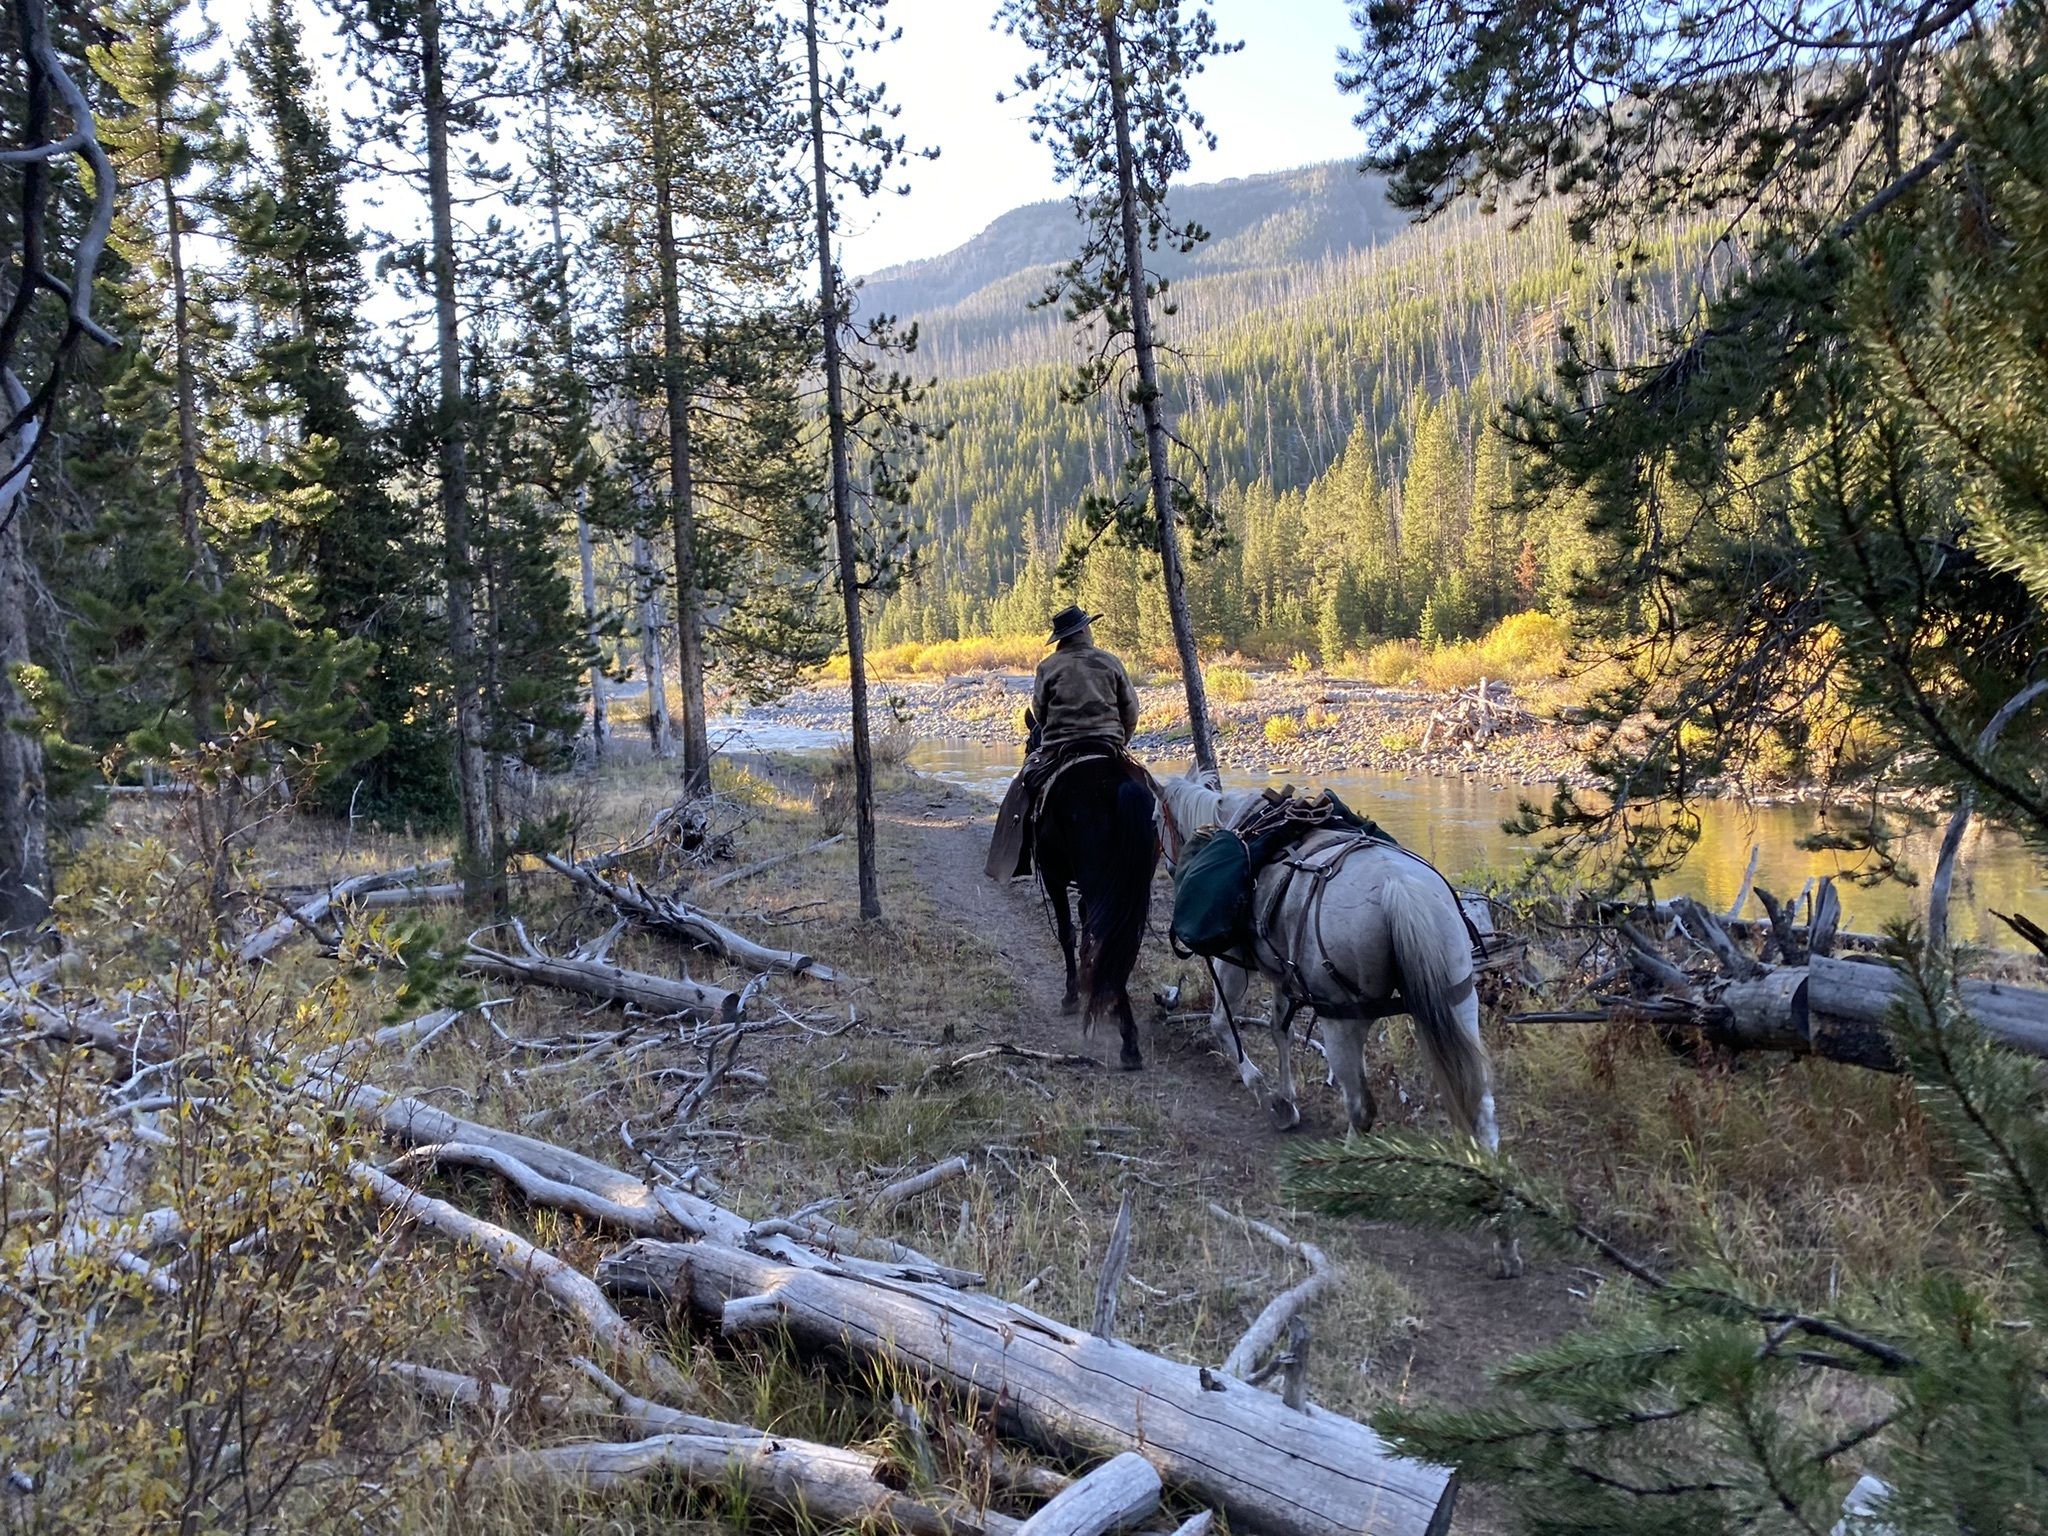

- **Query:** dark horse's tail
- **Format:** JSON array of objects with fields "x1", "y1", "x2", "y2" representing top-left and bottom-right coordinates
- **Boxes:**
[{"x1": 1073, "y1": 767, "x2": 1159, "y2": 1017}]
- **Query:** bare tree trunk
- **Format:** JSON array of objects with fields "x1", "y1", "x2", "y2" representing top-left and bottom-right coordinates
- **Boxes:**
[
  {"x1": 536, "y1": 30, "x2": 607, "y2": 763},
  {"x1": 422, "y1": 0, "x2": 499, "y2": 913},
  {"x1": 1098, "y1": 12, "x2": 1215, "y2": 774},
  {"x1": 157, "y1": 118, "x2": 229, "y2": 905},
  {"x1": 0, "y1": 499, "x2": 46, "y2": 928},
  {"x1": 649, "y1": 151, "x2": 712, "y2": 796},
  {"x1": 632, "y1": 532, "x2": 672, "y2": 757},
  {"x1": 805, "y1": 0, "x2": 880, "y2": 921},
  {"x1": 576, "y1": 507, "x2": 606, "y2": 757}
]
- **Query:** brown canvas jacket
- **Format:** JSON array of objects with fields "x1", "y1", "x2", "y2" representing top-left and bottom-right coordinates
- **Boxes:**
[{"x1": 1031, "y1": 642, "x2": 1140, "y2": 749}]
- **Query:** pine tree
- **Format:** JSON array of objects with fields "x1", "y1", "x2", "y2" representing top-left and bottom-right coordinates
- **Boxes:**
[
  {"x1": 233, "y1": 0, "x2": 435, "y2": 825},
  {"x1": 1287, "y1": 931, "x2": 2048, "y2": 1536},
  {"x1": 573, "y1": 0, "x2": 809, "y2": 787},
  {"x1": 0, "y1": 0, "x2": 120, "y2": 926},
  {"x1": 334, "y1": 0, "x2": 522, "y2": 910},
  {"x1": 1340, "y1": 0, "x2": 2048, "y2": 866},
  {"x1": 790, "y1": 0, "x2": 940, "y2": 922},
  {"x1": 531, "y1": 0, "x2": 609, "y2": 764},
  {"x1": 89, "y1": 0, "x2": 244, "y2": 903},
  {"x1": 997, "y1": 0, "x2": 1239, "y2": 772}
]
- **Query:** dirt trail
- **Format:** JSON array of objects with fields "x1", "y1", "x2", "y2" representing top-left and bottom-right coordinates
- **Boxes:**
[{"x1": 880, "y1": 770, "x2": 1592, "y2": 1416}]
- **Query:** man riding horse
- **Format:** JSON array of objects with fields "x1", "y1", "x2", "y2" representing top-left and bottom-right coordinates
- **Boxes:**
[
  {"x1": 983, "y1": 606, "x2": 1158, "y2": 1066},
  {"x1": 984, "y1": 605, "x2": 1141, "y2": 881}
]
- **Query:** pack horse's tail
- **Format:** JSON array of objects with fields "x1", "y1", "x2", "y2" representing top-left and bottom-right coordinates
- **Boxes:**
[{"x1": 1383, "y1": 863, "x2": 1498, "y2": 1150}]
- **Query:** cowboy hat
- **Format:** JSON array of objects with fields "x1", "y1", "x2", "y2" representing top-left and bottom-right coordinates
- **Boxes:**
[{"x1": 1047, "y1": 605, "x2": 1102, "y2": 644}]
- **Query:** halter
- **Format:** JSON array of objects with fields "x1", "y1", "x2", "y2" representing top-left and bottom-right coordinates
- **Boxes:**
[{"x1": 1149, "y1": 767, "x2": 1225, "y2": 872}]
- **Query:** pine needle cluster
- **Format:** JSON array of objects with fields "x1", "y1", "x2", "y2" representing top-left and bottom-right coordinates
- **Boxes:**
[{"x1": 1287, "y1": 930, "x2": 2048, "y2": 1535}]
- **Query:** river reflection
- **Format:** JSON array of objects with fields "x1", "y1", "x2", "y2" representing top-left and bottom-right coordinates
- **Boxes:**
[{"x1": 709, "y1": 718, "x2": 2048, "y2": 950}]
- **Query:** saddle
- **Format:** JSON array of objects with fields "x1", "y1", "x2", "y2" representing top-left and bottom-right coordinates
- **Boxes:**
[
  {"x1": 984, "y1": 738, "x2": 1138, "y2": 880},
  {"x1": 1172, "y1": 785, "x2": 1491, "y2": 1022}
]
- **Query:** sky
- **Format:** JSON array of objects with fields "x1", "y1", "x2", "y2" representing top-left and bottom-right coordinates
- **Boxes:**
[
  {"x1": 245, "y1": 0, "x2": 1367, "y2": 286},
  {"x1": 836, "y1": 1, "x2": 1368, "y2": 275}
]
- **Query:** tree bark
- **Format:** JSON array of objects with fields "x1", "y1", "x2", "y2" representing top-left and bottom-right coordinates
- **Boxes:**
[
  {"x1": 535, "y1": 37, "x2": 608, "y2": 764},
  {"x1": 576, "y1": 508, "x2": 606, "y2": 756},
  {"x1": 599, "y1": 1240, "x2": 1456, "y2": 1536},
  {"x1": 649, "y1": 121, "x2": 711, "y2": 795},
  {"x1": 631, "y1": 530, "x2": 672, "y2": 756},
  {"x1": 804, "y1": 0, "x2": 881, "y2": 921},
  {"x1": 1098, "y1": 11, "x2": 1215, "y2": 774},
  {"x1": 473, "y1": 1431, "x2": 1019, "y2": 1536},
  {"x1": 421, "y1": 0, "x2": 500, "y2": 915},
  {"x1": 0, "y1": 493, "x2": 46, "y2": 928}
]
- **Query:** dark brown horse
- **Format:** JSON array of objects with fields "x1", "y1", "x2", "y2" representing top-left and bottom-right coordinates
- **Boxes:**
[{"x1": 1024, "y1": 713, "x2": 1159, "y2": 1069}]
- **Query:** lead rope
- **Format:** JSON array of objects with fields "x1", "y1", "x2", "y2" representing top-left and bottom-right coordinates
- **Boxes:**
[{"x1": 1201, "y1": 953, "x2": 1251, "y2": 1068}]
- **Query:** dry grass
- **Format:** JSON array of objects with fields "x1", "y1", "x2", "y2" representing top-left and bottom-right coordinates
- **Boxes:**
[
  {"x1": 27, "y1": 750, "x2": 2020, "y2": 1534},
  {"x1": 1337, "y1": 612, "x2": 1571, "y2": 691},
  {"x1": 818, "y1": 634, "x2": 1046, "y2": 681}
]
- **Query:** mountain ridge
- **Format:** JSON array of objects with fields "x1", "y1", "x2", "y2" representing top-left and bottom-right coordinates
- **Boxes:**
[{"x1": 851, "y1": 160, "x2": 1409, "y2": 355}]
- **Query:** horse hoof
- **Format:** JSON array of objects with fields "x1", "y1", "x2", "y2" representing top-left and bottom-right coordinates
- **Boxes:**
[
  {"x1": 1060, "y1": 992, "x2": 1081, "y2": 1017},
  {"x1": 1119, "y1": 1047, "x2": 1144, "y2": 1072},
  {"x1": 1493, "y1": 1236, "x2": 1525, "y2": 1280},
  {"x1": 1267, "y1": 1095, "x2": 1301, "y2": 1131}
]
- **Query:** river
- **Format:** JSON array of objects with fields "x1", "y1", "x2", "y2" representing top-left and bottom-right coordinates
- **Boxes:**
[{"x1": 710, "y1": 718, "x2": 2048, "y2": 951}]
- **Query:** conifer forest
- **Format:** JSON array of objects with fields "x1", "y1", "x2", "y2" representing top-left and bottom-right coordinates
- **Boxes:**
[{"x1": 4, "y1": 1, "x2": 2048, "y2": 1534}]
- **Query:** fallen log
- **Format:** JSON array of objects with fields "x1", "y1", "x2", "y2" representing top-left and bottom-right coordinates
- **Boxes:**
[
  {"x1": 324, "y1": 1078, "x2": 975, "y2": 1287},
  {"x1": 237, "y1": 859, "x2": 453, "y2": 965},
  {"x1": 472, "y1": 1431, "x2": 1019, "y2": 1536},
  {"x1": 1812, "y1": 954, "x2": 2048, "y2": 1061},
  {"x1": 598, "y1": 1239, "x2": 1456, "y2": 1536},
  {"x1": 461, "y1": 931, "x2": 739, "y2": 1024},
  {"x1": 1607, "y1": 953, "x2": 2048, "y2": 1069},
  {"x1": 352, "y1": 1161, "x2": 691, "y2": 1402},
  {"x1": 356, "y1": 883, "x2": 463, "y2": 912},
  {"x1": 539, "y1": 853, "x2": 855, "y2": 985},
  {"x1": 306, "y1": 1006, "x2": 466, "y2": 1072},
  {"x1": 1018, "y1": 1452, "x2": 1158, "y2": 1536}
]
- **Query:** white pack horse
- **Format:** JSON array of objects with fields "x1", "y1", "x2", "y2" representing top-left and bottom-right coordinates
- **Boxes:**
[{"x1": 1153, "y1": 765, "x2": 1500, "y2": 1151}]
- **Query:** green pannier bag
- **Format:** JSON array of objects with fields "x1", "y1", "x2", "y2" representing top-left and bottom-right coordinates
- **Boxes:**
[{"x1": 1171, "y1": 826, "x2": 1254, "y2": 958}]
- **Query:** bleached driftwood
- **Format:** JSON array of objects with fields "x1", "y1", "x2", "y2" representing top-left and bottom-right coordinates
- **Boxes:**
[
  {"x1": 1207, "y1": 1204, "x2": 1336, "y2": 1382},
  {"x1": 868, "y1": 1155, "x2": 971, "y2": 1220},
  {"x1": 355, "y1": 883, "x2": 463, "y2": 912},
  {"x1": 380, "y1": 1141, "x2": 676, "y2": 1237},
  {"x1": 325, "y1": 1079, "x2": 975, "y2": 1287},
  {"x1": 599, "y1": 1240, "x2": 1456, "y2": 1536},
  {"x1": 569, "y1": 1357, "x2": 763, "y2": 1440},
  {"x1": 353, "y1": 1161, "x2": 689, "y2": 1402},
  {"x1": 540, "y1": 853, "x2": 854, "y2": 984},
  {"x1": 378, "y1": 1360, "x2": 569, "y2": 1419},
  {"x1": 1931, "y1": 679, "x2": 2048, "y2": 952},
  {"x1": 1091, "y1": 1190, "x2": 1134, "y2": 1340},
  {"x1": 461, "y1": 927, "x2": 739, "y2": 1023},
  {"x1": 1016, "y1": 1452, "x2": 1158, "y2": 1536},
  {"x1": 473, "y1": 1432, "x2": 1020, "y2": 1536},
  {"x1": 237, "y1": 859, "x2": 453, "y2": 964},
  {"x1": 306, "y1": 1006, "x2": 466, "y2": 1073}
]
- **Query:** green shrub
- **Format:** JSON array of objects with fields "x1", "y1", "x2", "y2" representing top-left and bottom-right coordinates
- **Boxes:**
[{"x1": 1206, "y1": 665, "x2": 1255, "y2": 703}]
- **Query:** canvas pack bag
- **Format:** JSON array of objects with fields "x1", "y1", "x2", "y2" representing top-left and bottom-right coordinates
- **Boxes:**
[{"x1": 1170, "y1": 825, "x2": 1254, "y2": 959}]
